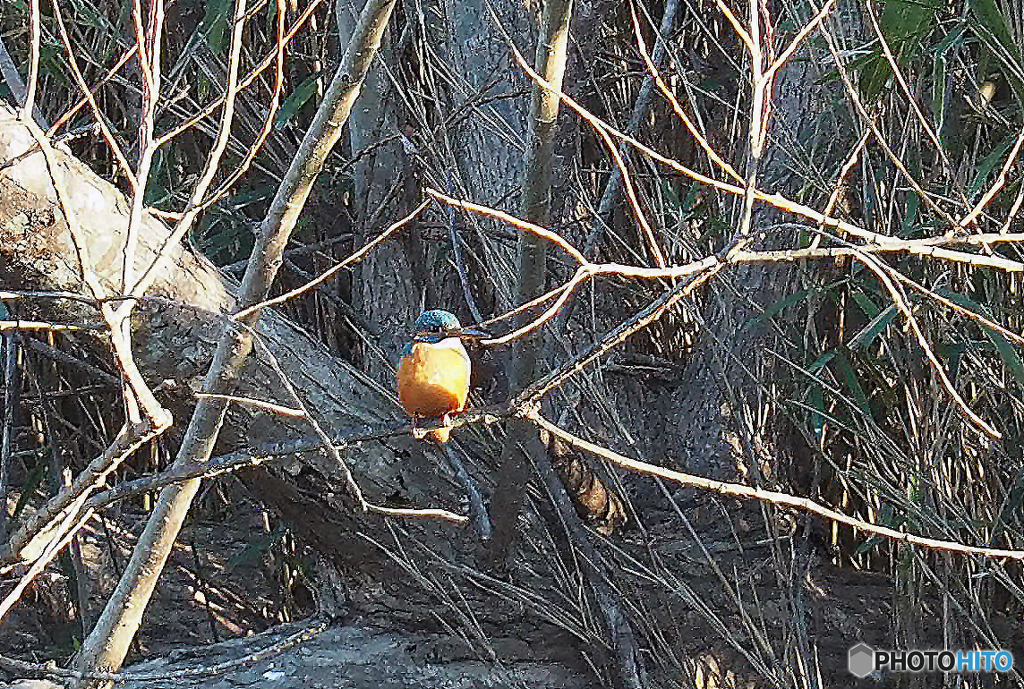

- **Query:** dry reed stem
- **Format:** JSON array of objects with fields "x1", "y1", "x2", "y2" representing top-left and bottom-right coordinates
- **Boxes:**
[
  {"x1": 531, "y1": 415, "x2": 1024, "y2": 560},
  {"x1": 629, "y1": 2, "x2": 741, "y2": 183},
  {"x1": 853, "y1": 248, "x2": 1001, "y2": 438},
  {"x1": 234, "y1": 199, "x2": 431, "y2": 319}
]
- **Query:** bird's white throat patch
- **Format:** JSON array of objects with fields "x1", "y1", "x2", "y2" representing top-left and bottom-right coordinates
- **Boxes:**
[{"x1": 421, "y1": 336, "x2": 470, "y2": 365}]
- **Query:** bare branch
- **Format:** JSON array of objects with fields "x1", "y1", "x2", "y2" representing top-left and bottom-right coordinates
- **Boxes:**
[{"x1": 531, "y1": 415, "x2": 1024, "y2": 560}]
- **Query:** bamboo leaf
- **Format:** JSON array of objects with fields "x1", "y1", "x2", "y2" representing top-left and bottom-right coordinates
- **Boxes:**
[
  {"x1": 969, "y1": 0, "x2": 1024, "y2": 108},
  {"x1": 852, "y1": 0, "x2": 939, "y2": 100},
  {"x1": 968, "y1": 134, "x2": 1016, "y2": 198},
  {"x1": 201, "y1": 0, "x2": 232, "y2": 55},
  {"x1": 275, "y1": 75, "x2": 320, "y2": 129},
  {"x1": 848, "y1": 304, "x2": 898, "y2": 351},
  {"x1": 833, "y1": 349, "x2": 871, "y2": 417},
  {"x1": 939, "y1": 289, "x2": 1024, "y2": 391}
]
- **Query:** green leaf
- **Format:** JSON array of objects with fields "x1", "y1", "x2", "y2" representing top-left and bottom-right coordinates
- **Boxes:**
[
  {"x1": 229, "y1": 184, "x2": 276, "y2": 209},
  {"x1": 855, "y1": 502, "x2": 903, "y2": 555},
  {"x1": 969, "y1": 0, "x2": 1024, "y2": 109},
  {"x1": 852, "y1": 0, "x2": 939, "y2": 100},
  {"x1": 939, "y1": 289, "x2": 1024, "y2": 391},
  {"x1": 901, "y1": 192, "x2": 920, "y2": 236},
  {"x1": 226, "y1": 524, "x2": 288, "y2": 572},
  {"x1": 197, "y1": 72, "x2": 212, "y2": 102},
  {"x1": 275, "y1": 75, "x2": 320, "y2": 129},
  {"x1": 11, "y1": 458, "x2": 48, "y2": 523},
  {"x1": 201, "y1": 0, "x2": 232, "y2": 55},
  {"x1": 742, "y1": 279, "x2": 848, "y2": 333},
  {"x1": 968, "y1": 134, "x2": 1016, "y2": 199},
  {"x1": 932, "y1": 22, "x2": 968, "y2": 57},
  {"x1": 931, "y1": 25, "x2": 966, "y2": 138},
  {"x1": 681, "y1": 181, "x2": 702, "y2": 217},
  {"x1": 936, "y1": 341, "x2": 966, "y2": 380},
  {"x1": 848, "y1": 304, "x2": 898, "y2": 351},
  {"x1": 809, "y1": 382, "x2": 826, "y2": 436},
  {"x1": 658, "y1": 178, "x2": 682, "y2": 214},
  {"x1": 747, "y1": 286, "x2": 821, "y2": 328},
  {"x1": 833, "y1": 349, "x2": 871, "y2": 417},
  {"x1": 807, "y1": 348, "x2": 838, "y2": 376},
  {"x1": 265, "y1": 0, "x2": 279, "y2": 35},
  {"x1": 851, "y1": 290, "x2": 882, "y2": 319}
]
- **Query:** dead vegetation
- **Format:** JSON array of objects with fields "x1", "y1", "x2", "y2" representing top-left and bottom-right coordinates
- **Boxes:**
[{"x1": 2, "y1": 0, "x2": 1024, "y2": 687}]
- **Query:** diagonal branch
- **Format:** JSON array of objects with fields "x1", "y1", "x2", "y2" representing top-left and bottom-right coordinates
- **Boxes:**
[
  {"x1": 71, "y1": 0, "x2": 400, "y2": 683},
  {"x1": 530, "y1": 414, "x2": 1024, "y2": 560}
]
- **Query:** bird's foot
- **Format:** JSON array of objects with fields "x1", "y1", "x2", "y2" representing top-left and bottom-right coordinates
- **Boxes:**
[{"x1": 411, "y1": 416, "x2": 429, "y2": 441}]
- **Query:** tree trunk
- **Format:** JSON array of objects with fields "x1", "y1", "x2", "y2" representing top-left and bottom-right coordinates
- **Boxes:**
[
  {"x1": 0, "y1": 97, "x2": 591, "y2": 679},
  {"x1": 0, "y1": 106, "x2": 428, "y2": 569}
]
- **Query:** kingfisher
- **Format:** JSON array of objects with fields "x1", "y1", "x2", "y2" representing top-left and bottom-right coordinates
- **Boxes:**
[{"x1": 397, "y1": 310, "x2": 484, "y2": 443}]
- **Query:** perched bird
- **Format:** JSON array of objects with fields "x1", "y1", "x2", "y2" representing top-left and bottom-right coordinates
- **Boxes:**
[{"x1": 397, "y1": 309, "x2": 483, "y2": 443}]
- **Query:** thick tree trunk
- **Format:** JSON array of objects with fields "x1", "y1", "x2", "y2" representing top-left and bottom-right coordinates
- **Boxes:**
[
  {"x1": 0, "y1": 102, "x2": 593, "y2": 679},
  {"x1": 341, "y1": 0, "x2": 537, "y2": 373},
  {"x1": 107, "y1": 620, "x2": 593, "y2": 689},
  {"x1": 340, "y1": 0, "x2": 422, "y2": 375},
  {"x1": 0, "y1": 107, "x2": 450, "y2": 562},
  {"x1": 628, "y1": 49, "x2": 840, "y2": 482}
]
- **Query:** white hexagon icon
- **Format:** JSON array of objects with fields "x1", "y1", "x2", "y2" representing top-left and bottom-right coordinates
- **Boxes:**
[{"x1": 848, "y1": 642, "x2": 875, "y2": 678}]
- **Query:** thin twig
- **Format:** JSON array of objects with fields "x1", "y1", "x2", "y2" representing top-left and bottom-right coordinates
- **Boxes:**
[
  {"x1": 81, "y1": 412, "x2": 506, "y2": 514},
  {"x1": 0, "y1": 618, "x2": 328, "y2": 682},
  {"x1": 0, "y1": 330, "x2": 18, "y2": 541},
  {"x1": 427, "y1": 188, "x2": 588, "y2": 265},
  {"x1": 530, "y1": 415, "x2": 1024, "y2": 560},
  {"x1": 0, "y1": 421, "x2": 161, "y2": 571},
  {"x1": 233, "y1": 199, "x2": 431, "y2": 319},
  {"x1": 52, "y1": 2, "x2": 137, "y2": 189},
  {"x1": 852, "y1": 248, "x2": 1001, "y2": 438},
  {"x1": 440, "y1": 442, "x2": 492, "y2": 537}
]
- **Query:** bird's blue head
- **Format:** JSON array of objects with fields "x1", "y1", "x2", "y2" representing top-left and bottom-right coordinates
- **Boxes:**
[
  {"x1": 402, "y1": 310, "x2": 462, "y2": 357},
  {"x1": 414, "y1": 309, "x2": 462, "y2": 335},
  {"x1": 402, "y1": 309, "x2": 488, "y2": 358}
]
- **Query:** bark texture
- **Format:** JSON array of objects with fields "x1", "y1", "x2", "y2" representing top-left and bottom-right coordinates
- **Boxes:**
[
  {"x1": 0, "y1": 102, "x2": 593, "y2": 681},
  {"x1": 99, "y1": 621, "x2": 592, "y2": 689},
  {"x1": 628, "y1": 49, "x2": 845, "y2": 482},
  {"x1": 0, "y1": 107, "x2": 450, "y2": 561}
]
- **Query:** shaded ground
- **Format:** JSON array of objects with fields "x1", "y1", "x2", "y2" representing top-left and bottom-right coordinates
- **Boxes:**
[
  {"x1": 6, "y1": 484, "x2": 1021, "y2": 688},
  {"x1": 107, "y1": 621, "x2": 590, "y2": 689},
  {"x1": 2, "y1": 485, "x2": 294, "y2": 665}
]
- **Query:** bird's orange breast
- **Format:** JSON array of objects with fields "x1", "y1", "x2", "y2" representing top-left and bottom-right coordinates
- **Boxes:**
[{"x1": 397, "y1": 342, "x2": 470, "y2": 417}]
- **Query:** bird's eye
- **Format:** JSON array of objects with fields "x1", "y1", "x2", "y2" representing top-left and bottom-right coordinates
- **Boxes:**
[{"x1": 416, "y1": 323, "x2": 445, "y2": 340}]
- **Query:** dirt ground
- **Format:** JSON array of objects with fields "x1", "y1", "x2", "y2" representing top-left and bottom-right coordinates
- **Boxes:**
[{"x1": 3, "y1": 482, "x2": 1022, "y2": 688}]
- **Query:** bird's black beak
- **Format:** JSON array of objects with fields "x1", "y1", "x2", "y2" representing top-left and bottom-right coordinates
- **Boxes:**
[{"x1": 457, "y1": 326, "x2": 490, "y2": 340}]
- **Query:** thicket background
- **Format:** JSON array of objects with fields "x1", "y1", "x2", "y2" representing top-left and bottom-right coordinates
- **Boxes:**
[{"x1": 1, "y1": 0, "x2": 1024, "y2": 687}]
